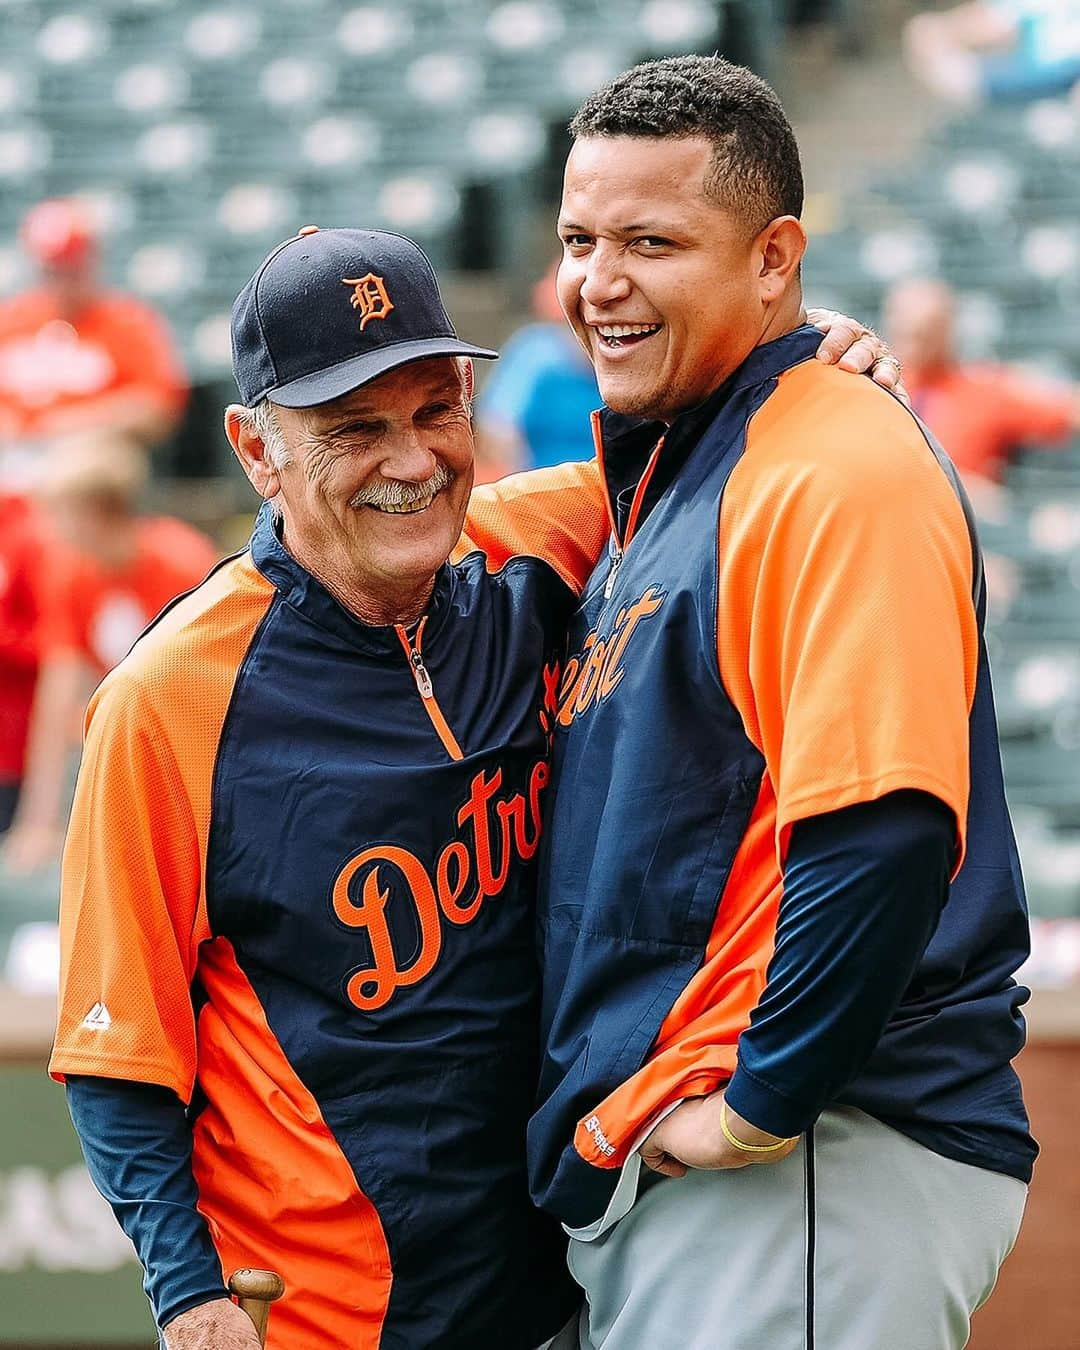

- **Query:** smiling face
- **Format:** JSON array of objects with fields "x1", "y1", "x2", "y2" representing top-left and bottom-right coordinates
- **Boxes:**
[
  {"x1": 558, "y1": 135, "x2": 799, "y2": 423},
  {"x1": 239, "y1": 357, "x2": 475, "y2": 624}
]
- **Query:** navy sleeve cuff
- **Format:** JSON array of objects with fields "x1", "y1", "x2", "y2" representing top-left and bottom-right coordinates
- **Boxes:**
[
  {"x1": 723, "y1": 1064, "x2": 810, "y2": 1141},
  {"x1": 66, "y1": 1076, "x2": 228, "y2": 1331}
]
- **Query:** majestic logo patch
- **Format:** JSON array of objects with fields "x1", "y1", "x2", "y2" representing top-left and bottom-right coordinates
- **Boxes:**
[
  {"x1": 331, "y1": 759, "x2": 550, "y2": 1012},
  {"x1": 342, "y1": 273, "x2": 394, "y2": 331},
  {"x1": 583, "y1": 1114, "x2": 616, "y2": 1157},
  {"x1": 557, "y1": 583, "x2": 666, "y2": 727},
  {"x1": 81, "y1": 1001, "x2": 112, "y2": 1031}
]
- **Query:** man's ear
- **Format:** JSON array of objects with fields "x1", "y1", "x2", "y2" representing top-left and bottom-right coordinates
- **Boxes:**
[
  {"x1": 756, "y1": 216, "x2": 806, "y2": 305},
  {"x1": 462, "y1": 358, "x2": 475, "y2": 405},
  {"x1": 225, "y1": 405, "x2": 281, "y2": 502}
]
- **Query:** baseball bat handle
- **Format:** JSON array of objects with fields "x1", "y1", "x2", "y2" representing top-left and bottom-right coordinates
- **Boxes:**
[{"x1": 228, "y1": 1268, "x2": 285, "y2": 1347}]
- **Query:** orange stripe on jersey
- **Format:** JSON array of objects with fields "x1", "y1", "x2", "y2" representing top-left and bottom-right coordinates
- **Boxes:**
[
  {"x1": 589, "y1": 409, "x2": 665, "y2": 552},
  {"x1": 589, "y1": 410, "x2": 619, "y2": 541},
  {"x1": 456, "y1": 456, "x2": 609, "y2": 594},
  {"x1": 394, "y1": 617, "x2": 464, "y2": 760},
  {"x1": 621, "y1": 440, "x2": 663, "y2": 550},
  {"x1": 572, "y1": 778, "x2": 780, "y2": 1169},
  {"x1": 50, "y1": 554, "x2": 276, "y2": 1098},
  {"x1": 192, "y1": 939, "x2": 392, "y2": 1350}
]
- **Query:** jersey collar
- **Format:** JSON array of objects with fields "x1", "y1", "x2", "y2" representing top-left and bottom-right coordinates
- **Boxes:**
[
  {"x1": 249, "y1": 502, "x2": 455, "y2": 655},
  {"x1": 595, "y1": 324, "x2": 824, "y2": 512}
]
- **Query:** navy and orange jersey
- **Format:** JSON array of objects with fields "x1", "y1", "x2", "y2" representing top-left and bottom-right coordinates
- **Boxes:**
[
  {"x1": 511, "y1": 325, "x2": 1036, "y2": 1229},
  {"x1": 50, "y1": 465, "x2": 607, "y2": 1350}
]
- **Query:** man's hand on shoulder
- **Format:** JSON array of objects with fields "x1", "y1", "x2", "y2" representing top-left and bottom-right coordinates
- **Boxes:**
[
  {"x1": 639, "y1": 1092, "x2": 799, "y2": 1177},
  {"x1": 163, "y1": 1298, "x2": 263, "y2": 1350},
  {"x1": 806, "y1": 307, "x2": 909, "y2": 404}
]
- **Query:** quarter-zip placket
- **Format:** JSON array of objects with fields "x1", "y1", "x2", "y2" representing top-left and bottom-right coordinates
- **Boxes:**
[
  {"x1": 395, "y1": 615, "x2": 464, "y2": 761},
  {"x1": 591, "y1": 410, "x2": 666, "y2": 600}
]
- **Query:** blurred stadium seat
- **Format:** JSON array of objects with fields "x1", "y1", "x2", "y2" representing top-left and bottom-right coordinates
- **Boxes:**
[
  {"x1": 804, "y1": 76, "x2": 1080, "y2": 924},
  {"x1": 0, "y1": 0, "x2": 753, "y2": 382}
]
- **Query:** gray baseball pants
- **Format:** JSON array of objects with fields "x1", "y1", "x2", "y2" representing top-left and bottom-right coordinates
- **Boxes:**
[{"x1": 562, "y1": 1106, "x2": 1027, "y2": 1350}]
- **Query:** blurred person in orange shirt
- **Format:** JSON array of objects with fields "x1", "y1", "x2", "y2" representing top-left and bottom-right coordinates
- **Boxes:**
[
  {"x1": 3, "y1": 434, "x2": 217, "y2": 872},
  {"x1": 0, "y1": 199, "x2": 189, "y2": 480},
  {"x1": 885, "y1": 276, "x2": 1080, "y2": 491},
  {"x1": 0, "y1": 492, "x2": 47, "y2": 833}
]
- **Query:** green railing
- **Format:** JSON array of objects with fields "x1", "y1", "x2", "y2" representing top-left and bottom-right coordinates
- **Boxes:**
[{"x1": 0, "y1": 1066, "x2": 153, "y2": 1345}]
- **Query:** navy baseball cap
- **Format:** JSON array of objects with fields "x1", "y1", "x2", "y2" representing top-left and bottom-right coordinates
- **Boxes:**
[{"x1": 231, "y1": 226, "x2": 497, "y2": 408}]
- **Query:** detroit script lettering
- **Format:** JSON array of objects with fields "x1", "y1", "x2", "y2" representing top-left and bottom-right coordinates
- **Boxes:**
[
  {"x1": 332, "y1": 760, "x2": 549, "y2": 1011},
  {"x1": 557, "y1": 583, "x2": 666, "y2": 727}
]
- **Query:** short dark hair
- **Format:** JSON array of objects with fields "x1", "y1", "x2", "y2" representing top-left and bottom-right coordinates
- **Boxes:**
[{"x1": 569, "y1": 56, "x2": 803, "y2": 234}]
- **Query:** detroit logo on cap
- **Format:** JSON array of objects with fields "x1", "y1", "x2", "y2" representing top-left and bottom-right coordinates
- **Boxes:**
[{"x1": 342, "y1": 274, "x2": 394, "y2": 331}]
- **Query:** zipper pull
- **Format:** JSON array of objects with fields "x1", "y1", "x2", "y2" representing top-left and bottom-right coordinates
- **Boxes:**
[
  {"x1": 408, "y1": 647, "x2": 433, "y2": 698},
  {"x1": 604, "y1": 547, "x2": 623, "y2": 600}
]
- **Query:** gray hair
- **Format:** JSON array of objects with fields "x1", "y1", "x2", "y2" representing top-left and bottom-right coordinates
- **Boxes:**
[
  {"x1": 230, "y1": 398, "x2": 287, "y2": 518},
  {"x1": 234, "y1": 398, "x2": 289, "y2": 470}
]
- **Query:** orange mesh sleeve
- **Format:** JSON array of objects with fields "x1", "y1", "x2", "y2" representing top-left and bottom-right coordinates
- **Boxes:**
[
  {"x1": 456, "y1": 458, "x2": 609, "y2": 595},
  {"x1": 718, "y1": 366, "x2": 978, "y2": 869},
  {"x1": 49, "y1": 673, "x2": 210, "y2": 1099}
]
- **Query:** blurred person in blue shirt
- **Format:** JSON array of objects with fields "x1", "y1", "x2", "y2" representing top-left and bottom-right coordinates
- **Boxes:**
[
  {"x1": 905, "y1": 0, "x2": 1080, "y2": 105},
  {"x1": 475, "y1": 262, "x2": 599, "y2": 478}
]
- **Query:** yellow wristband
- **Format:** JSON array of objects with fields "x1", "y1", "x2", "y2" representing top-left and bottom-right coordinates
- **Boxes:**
[{"x1": 719, "y1": 1099, "x2": 794, "y2": 1154}]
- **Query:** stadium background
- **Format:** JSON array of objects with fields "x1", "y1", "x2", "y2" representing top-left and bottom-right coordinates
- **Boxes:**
[{"x1": 0, "y1": 0, "x2": 1078, "y2": 1345}]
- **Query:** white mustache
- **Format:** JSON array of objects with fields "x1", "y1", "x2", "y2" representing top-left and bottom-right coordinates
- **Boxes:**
[{"x1": 350, "y1": 464, "x2": 453, "y2": 510}]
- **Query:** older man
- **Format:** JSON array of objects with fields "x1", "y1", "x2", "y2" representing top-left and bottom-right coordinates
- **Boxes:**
[
  {"x1": 51, "y1": 224, "x2": 895, "y2": 1349},
  {"x1": 513, "y1": 55, "x2": 1035, "y2": 1350},
  {"x1": 50, "y1": 227, "x2": 609, "y2": 1350}
]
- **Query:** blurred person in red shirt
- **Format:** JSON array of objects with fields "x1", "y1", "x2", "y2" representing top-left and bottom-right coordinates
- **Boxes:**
[
  {"x1": 0, "y1": 199, "x2": 189, "y2": 479},
  {"x1": 0, "y1": 493, "x2": 47, "y2": 833},
  {"x1": 3, "y1": 434, "x2": 217, "y2": 872},
  {"x1": 885, "y1": 276, "x2": 1080, "y2": 490}
]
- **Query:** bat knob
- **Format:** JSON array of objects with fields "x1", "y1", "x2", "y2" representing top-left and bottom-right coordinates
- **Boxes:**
[{"x1": 229, "y1": 1268, "x2": 285, "y2": 1302}]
